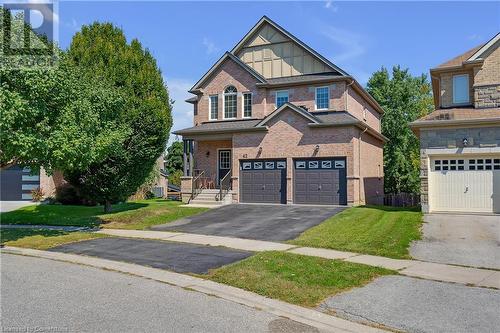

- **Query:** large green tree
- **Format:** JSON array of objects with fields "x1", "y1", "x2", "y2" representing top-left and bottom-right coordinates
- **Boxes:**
[
  {"x1": 0, "y1": 10, "x2": 126, "y2": 176},
  {"x1": 367, "y1": 66, "x2": 433, "y2": 194},
  {"x1": 65, "y1": 22, "x2": 172, "y2": 212}
]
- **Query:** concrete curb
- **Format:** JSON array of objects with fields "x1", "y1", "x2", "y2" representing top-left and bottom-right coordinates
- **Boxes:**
[
  {"x1": 96, "y1": 229, "x2": 500, "y2": 289},
  {"x1": 1, "y1": 246, "x2": 386, "y2": 333}
]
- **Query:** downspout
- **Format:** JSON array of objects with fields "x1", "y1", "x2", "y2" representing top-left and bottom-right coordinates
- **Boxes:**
[{"x1": 358, "y1": 127, "x2": 368, "y2": 205}]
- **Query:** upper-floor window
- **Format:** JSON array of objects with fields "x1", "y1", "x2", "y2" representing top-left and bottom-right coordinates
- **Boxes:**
[
  {"x1": 243, "y1": 92, "x2": 252, "y2": 118},
  {"x1": 276, "y1": 90, "x2": 289, "y2": 108},
  {"x1": 315, "y1": 86, "x2": 329, "y2": 110},
  {"x1": 209, "y1": 95, "x2": 218, "y2": 120},
  {"x1": 224, "y1": 86, "x2": 237, "y2": 119},
  {"x1": 452, "y1": 74, "x2": 469, "y2": 104}
]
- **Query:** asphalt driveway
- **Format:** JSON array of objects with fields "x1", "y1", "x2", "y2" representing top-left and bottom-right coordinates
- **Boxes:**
[
  {"x1": 320, "y1": 276, "x2": 500, "y2": 333},
  {"x1": 410, "y1": 214, "x2": 500, "y2": 269},
  {"x1": 151, "y1": 204, "x2": 345, "y2": 242},
  {"x1": 50, "y1": 237, "x2": 252, "y2": 274}
]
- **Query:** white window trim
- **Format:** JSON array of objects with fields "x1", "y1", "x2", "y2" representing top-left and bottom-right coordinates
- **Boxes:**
[
  {"x1": 314, "y1": 86, "x2": 329, "y2": 110},
  {"x1": 275, "y1": 90, "x2": 289, "y2": 108},
  {"x1": 223, "y1": 88, "x2": 238, "y2": 120},
  {"x1": 452, "y1": 74, "x2": 470, "y2": 105},
  {"x1": 242, "y1": 92, "x2": 252, "y2": 118},
  {"x1": 208, "y1": 95, "x2": 218, "y2": 121}
]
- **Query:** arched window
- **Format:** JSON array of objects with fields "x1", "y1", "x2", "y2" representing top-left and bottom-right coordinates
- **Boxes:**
[{"x1": 224, "y1": 86, "x2": 237, "y2": 119}]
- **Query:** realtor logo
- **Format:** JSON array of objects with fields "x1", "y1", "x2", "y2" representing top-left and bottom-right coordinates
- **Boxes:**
[{"x1": 1, "y1": 1, "x2": 59, "y2": 68}]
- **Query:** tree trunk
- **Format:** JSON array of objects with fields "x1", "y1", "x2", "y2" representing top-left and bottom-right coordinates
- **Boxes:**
[{"x1": 104, "y1": 200, "x2": 112, "y2": 213}]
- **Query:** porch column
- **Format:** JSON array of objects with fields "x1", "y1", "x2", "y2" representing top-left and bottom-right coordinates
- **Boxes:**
[
  {"x1": 183, "y1": 139, "x2": 188, "y2": 176},
  {"x1": 189, "y1": 140, "x2": 194, "y2": 177}
]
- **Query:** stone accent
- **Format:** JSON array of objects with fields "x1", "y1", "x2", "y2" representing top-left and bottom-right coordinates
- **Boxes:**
[
  {"x1": 420, "y1": 127, "x2": 500, "y2": 149},
  {"x1": 474, "y1": 85, "x2": 500, "y2": 108},
  {"x1": 419, "y1": 151, "x2": 429, "y2": 213}
]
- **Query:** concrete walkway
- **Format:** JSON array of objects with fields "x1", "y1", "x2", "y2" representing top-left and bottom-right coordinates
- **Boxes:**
[
  {"x1": 97, "y1": 229, "x2": 500, "y2": 289},
  {"x1": 2, "y1": 246, "x2": 384, "y2": 333}
]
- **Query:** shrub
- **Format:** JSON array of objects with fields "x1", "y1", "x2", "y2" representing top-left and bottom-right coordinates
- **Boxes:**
[
  {"x1": 31, "y1": 187, "x2": 44, "y2": 202},
  {"x1": 55, "y1": 184, "x2": 82, "y2": 205}
]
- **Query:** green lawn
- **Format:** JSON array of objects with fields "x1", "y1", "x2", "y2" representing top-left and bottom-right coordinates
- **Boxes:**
[
  {"x1": 0, "y1": 228, "x2": 107, "y2": 250},
  {"x1": 0, "y1": 200, "x2": 207, "y2": 230},
  {"x1": 290, "y1": 206, "x2": 422, "y2": 259},
  {"x1": 203, "y1": 251, "x2": 395, "y2": 307}
]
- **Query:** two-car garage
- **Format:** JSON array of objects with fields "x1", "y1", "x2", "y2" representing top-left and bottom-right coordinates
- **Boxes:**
[{"x1": 239, "y1": 157, "x2": 347, "y2": 205}]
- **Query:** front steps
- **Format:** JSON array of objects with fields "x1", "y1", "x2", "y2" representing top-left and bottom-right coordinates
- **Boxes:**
[{"x1": 187, "y1": 189, "x2": 232, "y2": 208}]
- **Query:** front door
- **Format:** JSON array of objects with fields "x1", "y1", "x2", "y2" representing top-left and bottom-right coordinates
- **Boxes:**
[{"x1": 218, "y1": 149, "x2": 231, "y2": 186}]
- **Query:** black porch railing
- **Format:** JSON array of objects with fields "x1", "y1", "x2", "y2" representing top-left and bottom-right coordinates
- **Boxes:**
[{"x1": 216, "y1": 171, "x2": 231, "y2": 201}]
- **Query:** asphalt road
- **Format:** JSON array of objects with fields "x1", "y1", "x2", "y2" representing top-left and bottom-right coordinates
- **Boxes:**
[
  {"x1": 50, "y1": 237, "x2": 253, "y2": 274},
  {"x1": 151, "y1": 204, "x2": 345, "y2": 241},
  {"x1": 1, "y1": 253, "x2": 318, "y2": 333},
  {"x1": 320, "y1": 275, "x2": 500, "y2": 333}
]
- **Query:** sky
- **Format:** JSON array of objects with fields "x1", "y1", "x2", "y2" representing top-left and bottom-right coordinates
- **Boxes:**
[{"x1": 54, "y1": 1, "x2": 500, "y2": 145}]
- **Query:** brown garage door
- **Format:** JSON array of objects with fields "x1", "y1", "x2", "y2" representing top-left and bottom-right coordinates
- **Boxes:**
[
  {"x1": 294, "y1": 158, "x2": 347, "y2": 205},
  {"x1": 240, "y1": 160, "x2": 286, "y2": 204}
]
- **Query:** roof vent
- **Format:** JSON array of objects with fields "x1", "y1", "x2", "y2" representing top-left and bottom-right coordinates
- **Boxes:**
[{"x1": 299, "y1": 105, "x2": 309, "y2": 111}]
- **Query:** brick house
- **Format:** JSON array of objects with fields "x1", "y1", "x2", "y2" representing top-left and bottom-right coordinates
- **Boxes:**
[
  {"x1": 175, "y1": 16, "x2": 386, "y2": 206},
  {"x1": 411, "y1": 33, "x2": 500, "y2": 214}
]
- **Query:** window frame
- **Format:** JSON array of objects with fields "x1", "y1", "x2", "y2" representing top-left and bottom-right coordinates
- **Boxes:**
[
  {"x1": 452, "y1": 74, "x2": 470, "y2": 105},
  {"x1": 208, "y1": 95, "x2": 218, "y2": 121},
  {"x1": 223, "y1": 86, "x2": 238, "y2": 120},
  {"x1": 315, "y1": 86, "x2": 330, "y2": 110},
  {"x1": 242, "y1": 92, "x2": 252, "y2": 118},
  {"x1": 275, "y1": 90, "x2": 289, "y2": 108}
]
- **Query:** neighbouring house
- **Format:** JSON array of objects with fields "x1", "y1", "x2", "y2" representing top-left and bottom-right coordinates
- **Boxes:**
[
  {"x1": 0, "y1": 155, "x2": 169, "y2": 201},
  {"x1": 411, "y1": 33, "x2": 500, "y2": 214},
  {"x1": 174, "y1": 16, "x2": 386, "y2": 206}
]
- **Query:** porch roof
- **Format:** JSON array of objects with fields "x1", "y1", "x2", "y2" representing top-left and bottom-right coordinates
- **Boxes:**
[{"x1": 173, "y1": 119, "x2": 263, "y2": 136}]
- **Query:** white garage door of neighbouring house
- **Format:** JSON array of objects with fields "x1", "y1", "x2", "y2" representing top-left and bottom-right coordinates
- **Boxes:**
[{"x1": 429, "y1": 156, "x2": 500, "y2": 213}]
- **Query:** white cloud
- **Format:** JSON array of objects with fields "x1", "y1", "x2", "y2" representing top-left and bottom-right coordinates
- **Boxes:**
[
  {"x1": 202, "y1": 37, "x2": 219, "y2": 55},
  {"x1": 321, "y1": 26, "x2": 365, "y2": 63},
  {"x1": 324, "y1": 0, "x2": 338, "y2": 12},
  {"x1": 165, "y1": 77, "x2": 195, "y2": 146}
]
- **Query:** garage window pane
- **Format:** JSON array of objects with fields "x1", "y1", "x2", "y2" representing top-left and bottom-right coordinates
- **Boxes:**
[
  {"x1": 254, "y1": 162, "x2": 263, "y2": 169},
  {"x1": 435, "y1": 160, "x2": 441, "y2": 165},
  {"x1": 296, "y1": 161, "x2": 306, "y2": 169},
  {"x1": 277, "y1": 161, "x2": 286, "y2": 169},
  {"x1": 458, "y1": 165, "x2": 464, "y2": 170},
  {"x1": 265, "y1": 162, "x2": 275, "y2": 169},
  {"x1": 469, "y1": 159, "x2": 475, "y2": 164},
  {"x1": 242, "y1": 162, "x2": 251, "y2": 170},
  {"x1": 469, "y1": 165, "x2": 476, "y2": 170},
  {"x1": 494, "y1": 159, "x2": 500, "y2": 164},
  {"x1": 495, "y1": 165, "x2": 500, "y2": 170},
  {"x1": 458, "y1": 160, "x2": 464, "y2": 164},
  {"x1": 322, "y1": 161, "x2": 332, "y2": 168},
  {"x1": 309, "y1": 161, "x2": 319, "y2": 168}
]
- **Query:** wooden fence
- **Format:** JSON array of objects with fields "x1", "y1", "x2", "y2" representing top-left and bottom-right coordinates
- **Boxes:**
[{"x1": 384, "y1": 193, "x2": 420, "y2": 207}]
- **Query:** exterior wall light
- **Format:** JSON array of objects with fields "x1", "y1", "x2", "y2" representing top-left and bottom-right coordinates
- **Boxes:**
[
  {"x1": 462, "y1": 138, "x2": 468, "y2": 147},
  {"x1": 314, "y1": 145, "x2": 320, "y2": 153},
  {"x1": 206, "y1": 151, "x2": 210, "y2": 157}
]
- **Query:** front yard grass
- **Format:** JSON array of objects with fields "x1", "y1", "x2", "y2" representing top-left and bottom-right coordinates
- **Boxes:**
[
  {"x1": 0, "y1": 228, "x2": 107, "y2": 250},
  {"x1": 203, "y1": 251, "x2": 395, "y2": 308},
  {"x1": 290, "y1": 206, "x2": 422, "y2": 259},
  {"x1": 0, "y1": 200, "x2": 207, "y2": 230}
]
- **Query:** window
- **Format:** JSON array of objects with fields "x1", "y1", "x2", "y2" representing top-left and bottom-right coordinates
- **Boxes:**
[
  {"x1": 315, "y1": 86, "x2": 329, "y2": 110},
  {"x1": 209, "y1": 95, "x2": 218, "y2": 120},
  {"x1": 265, "y1": 161, "x2": 275, "y2": 169},
  {"x1": 453, "y1": 74, "x2": 469, "y2": 104},
  {"x1": 276, "y1": 90, "x2": 289, "y2": 108},
  {"x1": 334, "y1": 161, "x2": 345, "y2": 168},
  {"x1": 243, "y1": 92, "x2": 252, "y2": 118},
  {"x1": 277, "y1": 161, "x2": 286, "y2": 169},
  {"x1": 321, "y1": 161, "x2": 332, "y2": 168},
  {"x1": 296, "y1": 161, "x2": 306, "y2": 169},
  {"x1": 254, "y1": 162, "x2": 263, "y2": 169},
  {"x1": 242, "y1": 162, "x2": 251, "y2": 170},
  {"x1": 309, "y1": 161, "x2": 319, "y2": 169},
  {"x1": 224, "y1": 86, "x2": 237, "y2": 119}
]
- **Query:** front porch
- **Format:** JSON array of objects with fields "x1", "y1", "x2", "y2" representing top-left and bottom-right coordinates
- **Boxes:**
[{"x1": 180, "y1": 138, "x2": 234, "y2": 204}]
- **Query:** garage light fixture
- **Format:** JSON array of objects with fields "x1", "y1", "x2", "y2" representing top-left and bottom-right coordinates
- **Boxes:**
[
  {"x1": 462, "y1": 138, "x2": 468, "y2": 147},
  {"x1": 206, "y1": 151, "x2": 210, "y2": 157},
  {"x1": 314, "y1": 145, "x2": 320, "y2": 153}
]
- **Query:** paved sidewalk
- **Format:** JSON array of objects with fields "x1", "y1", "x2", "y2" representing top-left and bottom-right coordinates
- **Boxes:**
[
  {"x1": 2, "y1": 246, "x2": 384, "y2": 333},
  {"x1": 96, "y1": 229, "x2": 500, "y2": 289}
]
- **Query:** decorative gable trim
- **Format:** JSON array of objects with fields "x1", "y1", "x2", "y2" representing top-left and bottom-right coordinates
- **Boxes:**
[
  {"x1": 231, "y1": 16, "x2": 349, "y2": 77},
  {"x1": 256, "y1": 102, "x2": 321, "y2": 127},
  {"x1": 466, "y1": 33, "x2": 500, "y2": 62},
  {"x1": 190, "y1": 52, "x2": 266, "y2": 93}
]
